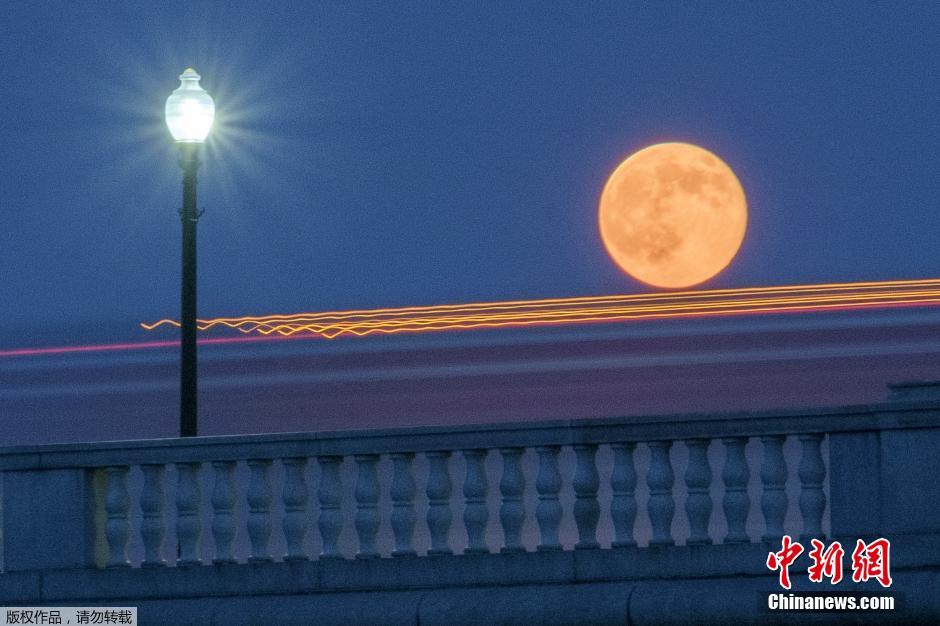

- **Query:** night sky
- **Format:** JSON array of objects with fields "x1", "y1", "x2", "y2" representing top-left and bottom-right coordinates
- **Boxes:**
[{"x1": 1, "y1": 2, "x2": 937, "y2": 348}]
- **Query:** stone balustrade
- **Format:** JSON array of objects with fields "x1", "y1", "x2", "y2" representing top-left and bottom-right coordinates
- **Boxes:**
[
  {"x1": 2, "y1": 393, "x2": 940, "y2": 622},
  {"x1": 3, "y1": 397, "x2": 939, "y2": 574}
]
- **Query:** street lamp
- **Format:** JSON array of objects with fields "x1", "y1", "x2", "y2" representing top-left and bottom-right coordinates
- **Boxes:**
[{"x1": 165, "y1": 68, "x2": 214, "y2": 437}]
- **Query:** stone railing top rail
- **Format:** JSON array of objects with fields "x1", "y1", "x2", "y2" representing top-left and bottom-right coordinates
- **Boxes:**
[{"x1": 1, "y1": 396, "x2": 938, "y2": 470}]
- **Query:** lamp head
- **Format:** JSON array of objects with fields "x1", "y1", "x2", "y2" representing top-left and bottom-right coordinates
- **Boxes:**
[{"x1": 165, "y1": 68, "x2": 215, "y2": 143}]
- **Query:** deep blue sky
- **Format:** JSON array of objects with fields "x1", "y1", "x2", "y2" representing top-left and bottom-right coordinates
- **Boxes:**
[{"x1": 1, "y1": 2, "x2": 937, "y2": 346}]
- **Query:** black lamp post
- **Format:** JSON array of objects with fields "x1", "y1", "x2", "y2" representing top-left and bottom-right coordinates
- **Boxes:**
[{"x1": 165, "y1": 68, "x2": 214, "y2": 438}]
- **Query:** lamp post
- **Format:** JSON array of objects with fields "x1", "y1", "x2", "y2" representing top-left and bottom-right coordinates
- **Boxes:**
[{"x1": 165, "y1": 68, "x2": 214, "y2": 437}]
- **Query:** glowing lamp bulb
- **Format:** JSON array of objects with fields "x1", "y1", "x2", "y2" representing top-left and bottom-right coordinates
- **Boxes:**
[{"x1": 165, "y1": 68, "x2": 215, "y2": 143}]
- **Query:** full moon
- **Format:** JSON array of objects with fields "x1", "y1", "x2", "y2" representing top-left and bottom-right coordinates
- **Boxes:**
[{"x1": 598, "y1": 142, "x2": 747, "y2": 289}]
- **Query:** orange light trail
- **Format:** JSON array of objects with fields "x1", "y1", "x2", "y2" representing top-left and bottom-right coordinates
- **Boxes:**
[{"x1": 141, "y1": 278, "x2": 940, "y2": 339}]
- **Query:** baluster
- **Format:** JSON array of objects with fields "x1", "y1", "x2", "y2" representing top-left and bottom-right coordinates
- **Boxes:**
[
  {"x1": 354, "y1": 455, "x2": 380, "y2": 559},
  {"x1": 573, "y1": 444, "x2": 600, "y2": 550},
  {"x1": 318, "y1": 456, "x2": 343, "y2": 559},
  {"x1": 105, "y1": 466, "x2": 131, "y2": 568},
  {"x1": 247, "y1": 459, "x2": 273, "y2": 562},
  {"x1": 799, "y1": 434, "x2": 826, "y2": 542},
  {"x1": 535, "y1": 446, "x2": 562, "y2": 551},
  {"x1": 140, "y1": 464, "x2": 166, "y2": 567},
  {"x1": 390, "y1": 453, "x2": 417, "y2": 557},
  {"x1": 722, "y1": 437, "x2": 750, "y2": 543},
  {"x1": 426, "y1": 451, "x2": 453, "y2": 555},
  {"x1": 500, "y1": 447, "x2": 526, "y2": 553},
  {"x1": 176, "y1": 462, "x2": 203, "y2": 566},
  {"x1": 610, "y1": 442, "x2": 637, "y2": 548},
  {"x1": 462, "y1": 449, "x2": 489, "y2": 555},
  {"x1": 211, "y1": 460, "x2": 238, "y2": 564},
  {"x1": 282, "y1": 457, "x2": 309, "y2": 561},
  {"x1": 647, "y1": 441, "x2": 675, "y2": 547},
  {"x1": 761, "y1": 435, "x2": 788, "y2": 541},
  {"x1": 685, "y1": 439, "x2": 713, "y2": 545}
]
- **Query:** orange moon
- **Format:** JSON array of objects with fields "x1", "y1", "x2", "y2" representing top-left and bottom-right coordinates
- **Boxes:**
[{"x1": 598, "y1": 142, "x2": 747, "y2": 289}]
